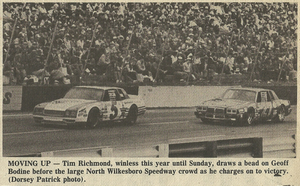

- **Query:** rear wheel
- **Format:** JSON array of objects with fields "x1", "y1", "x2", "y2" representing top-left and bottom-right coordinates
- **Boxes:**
[
  {"x1": 86, "y1": 108, "x2": 100, "y2": 128},
  {"x1": 126, "y1": 106, "x2": 138, "y2": 125}
]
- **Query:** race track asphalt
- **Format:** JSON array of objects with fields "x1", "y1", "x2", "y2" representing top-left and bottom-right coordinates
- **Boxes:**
[{"x1": 2, "y1": 106, "x2": 297, "y2": 157}]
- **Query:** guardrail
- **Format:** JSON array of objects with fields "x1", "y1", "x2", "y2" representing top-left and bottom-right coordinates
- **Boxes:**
[
  {"x1": 38, "y1": 138, "x2": 263, "y2": 158},
  {"x1": 168, "y1": 138, "x2": 262, "y2": 158}
]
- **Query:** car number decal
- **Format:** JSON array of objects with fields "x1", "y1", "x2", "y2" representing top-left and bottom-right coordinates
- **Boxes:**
[{"x1": 110, "y1": 105, "x2": 118, "y2": 120}]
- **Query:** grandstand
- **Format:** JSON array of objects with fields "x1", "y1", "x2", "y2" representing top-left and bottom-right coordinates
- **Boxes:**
[{"x1": 3, "y1": 2, "x2": 297, "y2": 86}]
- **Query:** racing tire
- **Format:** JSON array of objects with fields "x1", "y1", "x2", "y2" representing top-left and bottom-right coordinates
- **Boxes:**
[
  {"x1": 244, "y1": 109, "x2": 255, "y2": 125},
  {"x1": 273, "y1": 105, "x2": 286, "y2": 122},
  {"x1": 86, "y1": 108, "x2": 100, "y2": 128},
  {"x1": 125, "y1": 106, "x2": 138, "y2": 125}
]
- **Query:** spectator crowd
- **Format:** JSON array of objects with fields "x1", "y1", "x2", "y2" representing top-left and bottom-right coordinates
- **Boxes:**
[{"x1": 3, "y1": 2, "x2": 297, "y2": 85}]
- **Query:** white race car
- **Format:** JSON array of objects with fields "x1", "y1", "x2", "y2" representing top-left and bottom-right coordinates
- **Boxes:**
[{"x1": 33, "y1": 86, "x2": 146, "y2": 128}]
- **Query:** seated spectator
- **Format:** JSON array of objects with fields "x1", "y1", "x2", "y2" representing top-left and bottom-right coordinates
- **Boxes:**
[
  {"x1": 134, "y1": 59, "x2": 153, "y2": 82},
  {"x1": 172, "y1": 56, "x2": 188, "y2": 82},
  {"x1": 122, "y1": 59, "x2": 138, "y2": 83}
]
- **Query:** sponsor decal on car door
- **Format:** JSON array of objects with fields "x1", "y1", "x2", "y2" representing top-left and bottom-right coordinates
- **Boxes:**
[{"x1": 257, "y1": 91, "x2": 272, "y2": 119}]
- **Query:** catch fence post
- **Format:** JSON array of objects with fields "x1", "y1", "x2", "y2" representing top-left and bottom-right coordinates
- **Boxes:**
[
  {"x1": 101, "y1": 147, "x2": 113, "y2": 157},
  {"x1": 252, "y1": 138, "x2": 263, "y2": 158},
  {"x1": 205, "y1": 141, "x2": 217, "y2": 157}
]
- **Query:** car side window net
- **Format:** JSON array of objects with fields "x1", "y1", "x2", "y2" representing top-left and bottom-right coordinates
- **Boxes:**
[{"x1": 257, "y1": 92, "x2": 270, "y2": 102}]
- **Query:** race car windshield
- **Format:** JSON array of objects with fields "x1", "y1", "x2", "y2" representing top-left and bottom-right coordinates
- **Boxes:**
[
  {"x1": 221, "y1": 89, "x2": 256, "y2": 102},
  {"x1": 64, "y1": 88, "x2": 104, "y2": 101}
]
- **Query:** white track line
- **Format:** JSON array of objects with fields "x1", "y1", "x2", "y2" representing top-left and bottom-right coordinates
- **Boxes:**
[{"x1": 3, "y1": 129, "x2": 65, "y2": 136}]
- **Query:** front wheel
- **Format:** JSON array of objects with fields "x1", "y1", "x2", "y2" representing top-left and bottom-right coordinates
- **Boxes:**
[
  {"x1": 273, "y1": 105, "x2": 286, "y2": 122},
  {"x1": 244, "y1": 110, "x2": 255, "y2": 125},
  {"x1": 86, "y1": 109, "x2": 100, "y2": 128},
  {"x1": 125, "y1": 107, "x2": 138, "y2": 125}
]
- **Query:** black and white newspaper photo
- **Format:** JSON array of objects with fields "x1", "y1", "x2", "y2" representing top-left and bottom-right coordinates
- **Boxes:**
[{"x1": 1, "y1": 1, "x2": 299, "y2": 185}]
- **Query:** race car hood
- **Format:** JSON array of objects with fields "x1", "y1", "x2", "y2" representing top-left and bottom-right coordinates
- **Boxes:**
[
  {"x1": 44, "y1": 99, "x2": 97, "y2": 111},
  {"x1": 201, "y1": 98, "x2": 253, "y2": 109}
]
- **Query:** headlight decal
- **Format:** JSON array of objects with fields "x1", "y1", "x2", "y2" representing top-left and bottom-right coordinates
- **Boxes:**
[
  {"x1": 226, "y1": 109, "x2": 237, "y2": 114},
  {"x1": 70, "y1": 110, "x2": 77, "y2": 117},
  {"x1": 65, "y1": 109, "x2": 78, "y2": 118}
]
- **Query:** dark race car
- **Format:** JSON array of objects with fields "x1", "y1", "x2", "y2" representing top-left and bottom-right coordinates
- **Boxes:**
[{"x1": 195, "y1": 88, "x2": 292, "y2": 125}]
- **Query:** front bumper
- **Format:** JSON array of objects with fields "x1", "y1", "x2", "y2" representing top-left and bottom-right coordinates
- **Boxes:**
[
  {"x1": 33, "y1": 115, "x2": 86, "y2": 125},
  {"x1": 194, "y1": 111, "x2": 245, "y2": 122}
]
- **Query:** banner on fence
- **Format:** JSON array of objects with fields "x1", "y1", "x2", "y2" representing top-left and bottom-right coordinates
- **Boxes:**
[{"x1": 2, "y1": 86, "x2": 22, "y2": 111}]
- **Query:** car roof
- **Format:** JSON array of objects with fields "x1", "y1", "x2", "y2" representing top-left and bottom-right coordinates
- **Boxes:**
[
  {"x1": 229, "y1": 87, "x2": 272, "y2": 92},
  {"x1": 73, "y1": 86, "x2": 123, "y2": 90}
]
